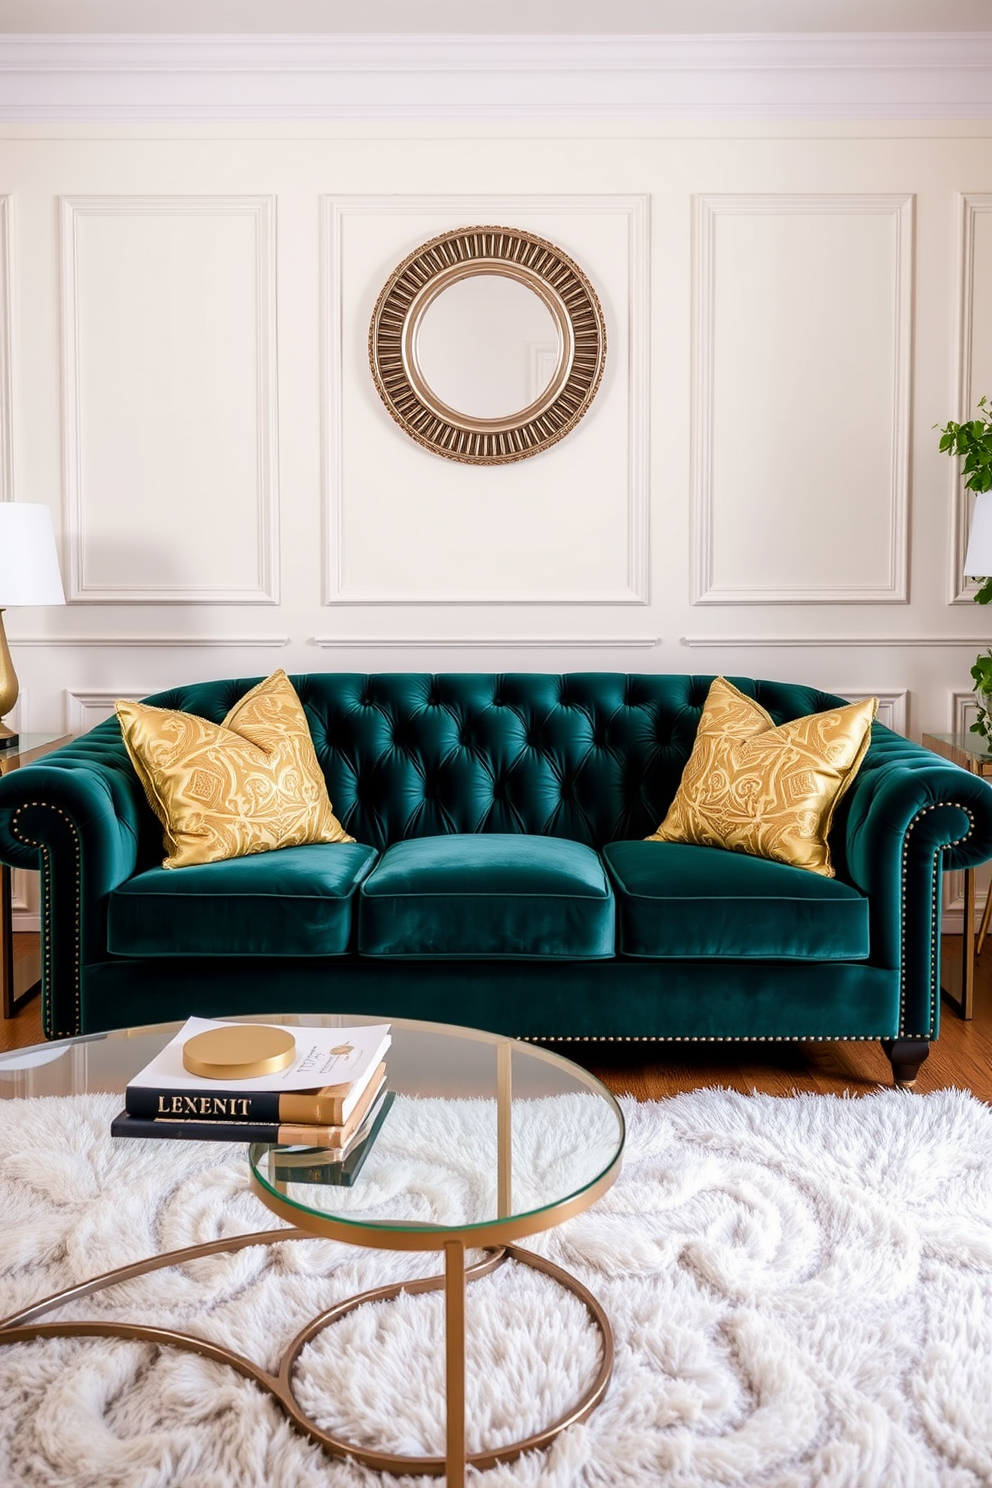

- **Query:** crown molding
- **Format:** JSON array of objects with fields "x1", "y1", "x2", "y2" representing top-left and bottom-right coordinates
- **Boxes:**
[{"x1": 0, "y1": 33, "x2": 990, "y2": 120}]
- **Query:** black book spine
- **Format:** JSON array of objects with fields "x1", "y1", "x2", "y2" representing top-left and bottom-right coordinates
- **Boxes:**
[
  {"x1": 125, "y1": 1087, "x2": 283, "y2": 1122},
  {"x1": 112, "y1": 1112, "x2": 289, "y2": 1143}
]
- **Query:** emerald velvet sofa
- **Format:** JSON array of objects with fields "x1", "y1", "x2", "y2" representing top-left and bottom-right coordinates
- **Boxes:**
[{"x1": 2, "y1": 671, "x2": 991, "y2": 1088}]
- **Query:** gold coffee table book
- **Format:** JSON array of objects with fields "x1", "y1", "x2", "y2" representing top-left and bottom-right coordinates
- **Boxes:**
[{"x1": 181, "y1": 1023, "x2": 297, "y2": 1079}]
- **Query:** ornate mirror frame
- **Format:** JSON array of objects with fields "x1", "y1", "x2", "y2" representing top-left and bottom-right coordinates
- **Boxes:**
[{"x1": 368, "y1": 226, "x2": 607, "y2": 465}]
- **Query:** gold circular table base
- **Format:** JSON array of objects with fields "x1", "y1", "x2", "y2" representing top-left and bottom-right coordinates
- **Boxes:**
[{"x1": 0, "y1": 1228, "x2": 614, "y2": 1477}]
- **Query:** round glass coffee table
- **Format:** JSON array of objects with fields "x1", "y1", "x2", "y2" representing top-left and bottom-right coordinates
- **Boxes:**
[{"x1": 0, "y1": 1013, "x2": 624, "y2": 1487}]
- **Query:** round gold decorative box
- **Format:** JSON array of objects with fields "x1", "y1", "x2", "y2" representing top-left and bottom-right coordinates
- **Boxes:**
[{"x1": 182, "y1": 1025, "x2": 296, "y2": 1080}]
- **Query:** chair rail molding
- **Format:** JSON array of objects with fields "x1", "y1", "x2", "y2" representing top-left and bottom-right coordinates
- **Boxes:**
[
  {"x1": 321, "y1": 193, "x2": 649, "y2": 607},
  {"x1": 59, "y1": 193, "x2": 279, "y2": 604},
  {"x1": 0, "y1": 34, "x2": 991, "y2": 121},
  {"x1": 690, "y1": 192, "x2": 913, "y2": 607},
  {"x1": 309, "y1": 634, "x2": 662, "y2": 649},
  {"x1": 8, "y1": 635, "x2": 292, "y2": 647},
  {"x1": 950, "y1": 193, "x2": 992, "y2": 605},
  {"x1": 680, "y1": 635, "x2": 987, "y2": 648}
]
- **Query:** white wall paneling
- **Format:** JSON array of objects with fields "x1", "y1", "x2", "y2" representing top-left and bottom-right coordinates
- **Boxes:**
[
  {"x1": 0, "y1": 35, "x2": 991, "y2": 122},
  {"x1": 10, "y1": 868, "x2": 37, "y2": 930},
  {"x1": 321, "y1": 194, "x2": 649, "y2": 605},
  {"x1": 951, "y1": 194, "x2": 992, "y2": 604},
  {"x1": 0, "y1": 195, "x2": 12, "y2": 503},
  {"x1": 827, "y1": 690, "x2": 908, "y2": 735},
  {"x1": 691, "y1": 193, "x2": 913, "y2": 606},
  {"x1": 6, "y1": 122, "x2": 992, "y2": 933},
  {"x1": 59, "y1": 194, "x2": 279, "y2": 603},
  {"x1": 64, "y1": 688, "x2": 132, "y2": 734}
]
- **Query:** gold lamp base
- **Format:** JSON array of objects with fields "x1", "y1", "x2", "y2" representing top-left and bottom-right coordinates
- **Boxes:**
[{"x1": 0, "y1": 609, "x2": 18, "y2": 754}]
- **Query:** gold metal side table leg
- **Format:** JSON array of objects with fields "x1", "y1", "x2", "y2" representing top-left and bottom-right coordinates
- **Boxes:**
[
  {"x1": 979, "y1": 877, "x2": 992, "y2": 958},
  {"x1": 942, "y1": 864, "x2": 976, "y2": 1021}
]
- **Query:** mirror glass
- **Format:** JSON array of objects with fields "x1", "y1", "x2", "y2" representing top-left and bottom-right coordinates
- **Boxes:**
[{"x1": 414, "y1": 274, "x2": 561, "y2": 419}]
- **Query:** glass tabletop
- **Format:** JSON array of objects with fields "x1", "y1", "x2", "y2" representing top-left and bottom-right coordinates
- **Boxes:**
[
  {"x1": 925, "y1": 732, "x2": 992, "y2": 762},
  {"x1": 0, "y1": 732, "x2": 70, "y2": 770},
  {"x1": 0, "y1": 1012, "x2": 625, "y2": 1244}
]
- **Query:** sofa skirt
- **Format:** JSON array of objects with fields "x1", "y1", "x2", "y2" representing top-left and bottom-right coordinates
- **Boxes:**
[{"x1": 78, "y1": 955, "x2": 908, "y2": 1044}]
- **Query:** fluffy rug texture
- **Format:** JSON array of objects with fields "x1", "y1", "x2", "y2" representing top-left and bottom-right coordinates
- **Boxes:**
[{"x1": 1, "y1": 1087, "x2": 992, "y2": 1488}]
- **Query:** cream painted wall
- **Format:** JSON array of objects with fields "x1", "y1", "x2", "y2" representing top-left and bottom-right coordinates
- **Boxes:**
[{"x1": 2, "y1": 121, "x2": 992, "y2": 927}]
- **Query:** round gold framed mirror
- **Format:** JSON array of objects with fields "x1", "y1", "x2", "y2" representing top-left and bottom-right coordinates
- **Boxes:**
[{"x1": 368, "y1": 226, "x2": 607, "y2": 465}]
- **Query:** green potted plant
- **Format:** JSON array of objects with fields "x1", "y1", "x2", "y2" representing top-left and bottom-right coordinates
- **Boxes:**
[{"x1": 938, "y1": 396, "x2": 992, "y2": 740}]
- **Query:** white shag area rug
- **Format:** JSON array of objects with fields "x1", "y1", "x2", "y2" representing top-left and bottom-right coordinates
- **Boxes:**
[{"x1": 2, "y1": 1087, "x2": 992, "y2": 1488}]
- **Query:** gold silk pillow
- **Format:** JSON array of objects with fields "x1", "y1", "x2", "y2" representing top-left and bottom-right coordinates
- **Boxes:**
[
  {"x1": 116, "y1": 670, "x2": 353, "y2": 869},
  {"x1": 646, "y1": 677, "x2": 877, "y2": 877}
]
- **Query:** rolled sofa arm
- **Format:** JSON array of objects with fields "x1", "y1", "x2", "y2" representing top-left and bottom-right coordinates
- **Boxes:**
[
  {"x1": 837, "y1": 726, "x2": 992, "y2": 1040},
  {"x1": 0, "y1": 724, "x2": 146, "y2": 1038}
]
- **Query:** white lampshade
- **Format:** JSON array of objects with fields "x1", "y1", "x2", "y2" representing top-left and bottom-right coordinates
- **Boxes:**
[{"x1": 0, "y1": 503, "x2": 65, "y2": 606}]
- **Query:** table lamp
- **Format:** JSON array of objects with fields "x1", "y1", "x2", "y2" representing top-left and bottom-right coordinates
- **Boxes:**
[
  {"x1": 964, "y1": 491, "x2": 992, "y2": 584},
  {"x1": 0, "y1": 503, "x2": 65, "y2": 752}
]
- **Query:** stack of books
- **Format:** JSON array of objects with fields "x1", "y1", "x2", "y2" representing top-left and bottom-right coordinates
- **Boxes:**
[{"x1": 111, "y1": 1018, "x2": 392, "y2": 1183}]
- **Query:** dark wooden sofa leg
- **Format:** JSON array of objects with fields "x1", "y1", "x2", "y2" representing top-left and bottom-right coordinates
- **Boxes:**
[{"x1": 881, "y1": 1038, "x2": 930, "y2": 1090}]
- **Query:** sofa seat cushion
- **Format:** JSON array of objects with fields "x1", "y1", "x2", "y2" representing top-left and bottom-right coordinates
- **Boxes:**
[
  {"x1": 108, "y1": 842, "x2": 378, "y2": 958},
  {"x1": 359, "y1": 833, "x2": 615, "y2": 959},
  {"x1": 602, "y1": 840, "x2": 869, "y2": 961}
]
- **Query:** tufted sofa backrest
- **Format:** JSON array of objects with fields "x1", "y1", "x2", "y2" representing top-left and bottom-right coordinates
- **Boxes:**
[{"x1": 113, "y1": 671, "x2": 851, "y2": 853}]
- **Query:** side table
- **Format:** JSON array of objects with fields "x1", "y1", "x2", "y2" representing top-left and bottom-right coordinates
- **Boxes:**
[
  {"x1": 0, "y1": 733, "x2": 71, "y2": 1018},
  {"x1": 921, "y1": 731, "x2": 992, "y2": 1021}
]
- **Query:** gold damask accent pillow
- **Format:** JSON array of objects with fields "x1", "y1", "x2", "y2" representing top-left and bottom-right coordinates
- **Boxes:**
[
  {"x1": 647, "y1": 677, "x2": 876, "y2": 877},
  {"x1": 116, "y1": 670, "x2": 353, "y2": 869}
]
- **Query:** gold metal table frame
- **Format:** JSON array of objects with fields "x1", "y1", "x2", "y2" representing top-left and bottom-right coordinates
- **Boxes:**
[
  {"x1": 0, "y1": 1228, "x2": 615, "y2": 1482},
  {"x1": 922, "y1": 731, "x2": 992, "y2": 1020},
  {"x1": 0, "y1": 1020, "x2": 624, "y2": 1486}
]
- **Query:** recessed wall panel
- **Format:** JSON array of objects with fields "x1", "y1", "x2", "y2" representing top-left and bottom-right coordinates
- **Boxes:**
[
  {"x1": 61, "y1": 196, "x2": 277, "y2": 602},
  {"x1": 966, "y1": 206, "x2": 992, "y2": 406},
  {"x1": 0, "y1": 196, "x2": 11, "y2": 502},
  {"x1": 953, "y1": 196, "x2": 992, "y2": 601},
  {"x1": 693, "y1": 195, "x2": 911, "y2": 604},
  {"x1": 323, "y1": 195, "x2": 648, "y2": 604}
]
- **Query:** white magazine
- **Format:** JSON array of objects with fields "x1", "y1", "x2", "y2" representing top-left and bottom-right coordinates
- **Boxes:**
[{"x1": 127, "y1": 1017, "x2": 392, "y2": 1111}]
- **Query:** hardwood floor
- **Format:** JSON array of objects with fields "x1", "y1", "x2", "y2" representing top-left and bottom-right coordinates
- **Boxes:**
[{"x1": 4, "y1": 933, "x2": 992, "y2": 1102}]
